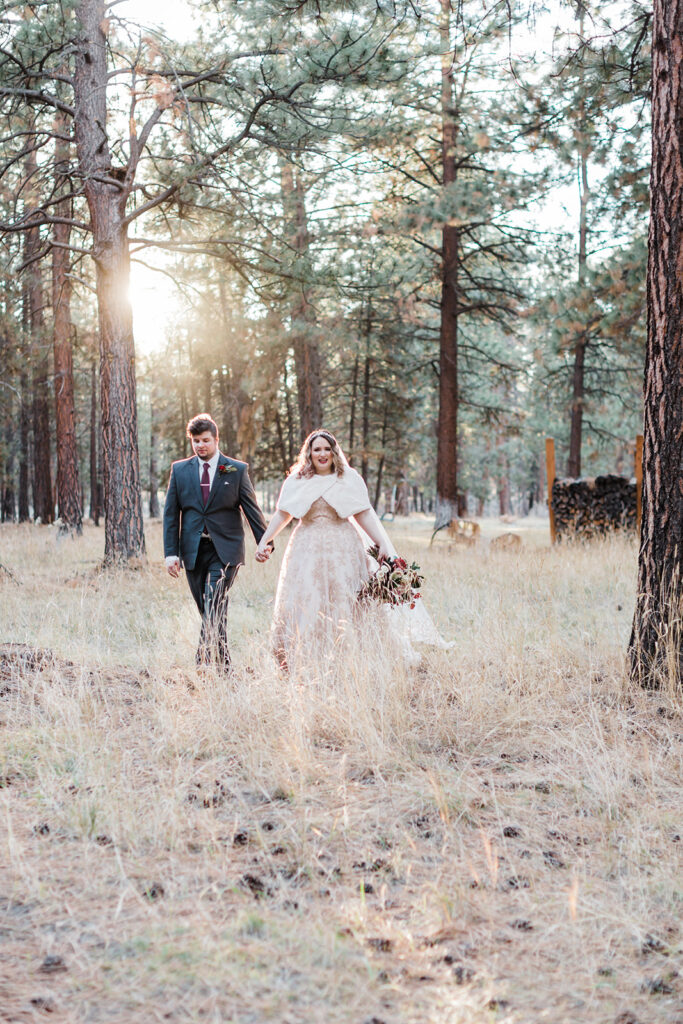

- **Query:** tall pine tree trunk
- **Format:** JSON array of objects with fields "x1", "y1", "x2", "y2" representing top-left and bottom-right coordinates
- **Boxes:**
[
  {"x1": 280, "y1": 159, "x2": 322, "y2": 439},
  {"x1": 567, "y1": 323, "x2": 586, "y2": 477},
  {"x1": 435, "y1": 0, "x2": 459, "y2": 528},
  {"x1": 74, "y1": 0, "x2": 144, "y2": 563},
  {"x1": 568, "y1": 9, "x2": 589, "y2": 479},
  {"x1": 2, "y1": 413, "x2": 16, "y2": 521},
  {"x1": 498, "y1": 474, "x2": 511, "y2": 516},
  {"x1": 89, "y1": 359, "x2": 101, "y2": 525},
  {"x1": 630, "y1": 0, "x2": 683, "y2": 688},
  {"x1": 24, "y1": 146, "x2": 54, "y2": 524},
  {"x1": 361, "y1": 339, "x2": 371, "y2": 481},
  {"x1": 52, "y1": 119, "x2": 82, "y2": 533},
  {"x1": 218, "y1": 372, "x2": 237, "y2": 456},
  {"x1": 274, "y1": 409, "x2": 289, "y2": 476},
  {"x1": 283, "y1": 362, "x2": 296, "y2": 463},
  {"x1": 149, "y1": 402, "x2": 160, "y2": 518},
  {"x1": 373, "y1": 395, "x2": 388, "y2": 508},
  {"x1": 31, "y1": 344, "x2": 53, "y2": 523},
  {"x1": 19, "y1": 250, "x2": 31, "y2": 522},
  {"x1": 395, "y1": 474, "x2": 409, "y2": 516},
  {"x1": 18, "y1": 366, "x2": 30, "y2": 522},
  {"x1": 568, "y1": 144, "x2": 589, "y2": 478},
  {"x1": 359, "y1": 303, "x2": 373, "y2": 480},
  {"x1": 348, "y1": 352, "x2": 359, "y2": 454}
]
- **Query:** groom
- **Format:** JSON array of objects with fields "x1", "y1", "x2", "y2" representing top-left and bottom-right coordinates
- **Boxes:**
[{"x1": 163, "y1": 414, "x2": 271, "y2": 671}]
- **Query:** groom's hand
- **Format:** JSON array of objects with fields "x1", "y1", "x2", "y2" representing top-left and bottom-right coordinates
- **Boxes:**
[
  {"x1": 166, "y1": 556, "x2": 181, "y2": 578},
  {"x1": 255, "y1": 541, "x2": 273, "y2": 563}
]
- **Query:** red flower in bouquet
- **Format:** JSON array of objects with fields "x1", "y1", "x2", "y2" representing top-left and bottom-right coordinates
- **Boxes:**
[{"x1": 358, "y1": 546, "x2": 424, "y2": 607}]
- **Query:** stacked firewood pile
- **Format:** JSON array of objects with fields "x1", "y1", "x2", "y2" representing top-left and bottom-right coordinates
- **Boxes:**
[{"x1": 551, "y1": 474, "x2": 637, "y2": 538}]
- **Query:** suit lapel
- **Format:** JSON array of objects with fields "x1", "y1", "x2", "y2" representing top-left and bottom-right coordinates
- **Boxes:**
[
  {"x1": 188, "y1": 455, "x2": 203, "y2": 506},
  {"x1": 205, "y1": 453, "x2": 229, "y2": 510}
]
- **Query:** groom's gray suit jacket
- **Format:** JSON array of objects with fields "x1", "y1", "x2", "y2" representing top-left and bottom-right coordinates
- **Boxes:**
[{"x1": 163, "y1": 453, "x2": 267, "y2": 570}]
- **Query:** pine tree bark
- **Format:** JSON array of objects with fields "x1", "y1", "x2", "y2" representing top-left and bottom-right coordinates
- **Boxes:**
[
  {"x1": 52, "y1": 119, "x2": 82, "y2": 533},
  {"x1": 18, "y1": 367, "x2": 30, "y2": 522},
  {"x1": 31, "y1": 344, "x2": 53, "y2": 524},
  {"x1": 236, "y1": 390, "x2": 257, "y2": 465},
  {"x1": 348, "y1": 352, "x2": 359, "y2": 454},
  {"x1": 497, "y1": 439, "x2": 511, "y2": 515},
  {"x1": 89, "y1": 358, "x2": 101, "y2": 525},
  {"x1": 361, "y1": 339, "x2": 371, "y2": 481},
  {"x1": 280, "y1": 160, "x2": 323, "y2": 439},
  {"x1": 186, "y1": 337, "x2": 200, "y2": 416},
  {"x1": 567, "y1": 11, "x2": 590, "y2": 480},
  {"x1": 274, "y1": 408, "x2": 289, "y2": 476},
  {"x1": 283, "y1": 362, "x2": 296, "y2": 463},
  {"x1": 497, "y1": 477, "x2": 511, "y2": 516},
  {"x1": 435, "y1": 0, "x2": 459, "y2": 528},
  {"x1": 24, "y1": 148, "x2": 54, "y2": 524},
  {"x1": 149, "y1": 402, "x2": 160, "y2": 518},
  {"x1": 1, "y1": 416, "x2": 15, "y2": 521},
  {"x1": 630, "y1": 0, "x2": 683, "y2": 688},
  {"x1": 395, "y1": 475, "x2": 409, "y2": 516},
  {"x1": 73, "y1": 0, "x2": 145, "y2": 562},
  {"x1": 217, "y1": 372, "x2": 237, "y2": 456},
  {"x1": 1, "y1": 483, "x2": 14, "y2": 522},
  {"x1": 20, "y1": 158, "x2": 33, "y2": 521},
  {"x1": 373, "y1": 398, "x2": 389, "y2": 509},
  {"x1": 567, "y1": 329, "x2": 586, "y2": 478}
]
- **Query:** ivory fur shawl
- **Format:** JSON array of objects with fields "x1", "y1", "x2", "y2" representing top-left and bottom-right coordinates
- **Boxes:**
[{"x1": 276, "y1": 466, "x2": 371, "y2": 520}]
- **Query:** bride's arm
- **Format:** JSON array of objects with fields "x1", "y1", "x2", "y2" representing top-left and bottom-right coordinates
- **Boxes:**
[
  {"x1": 255, "y1": 509, "x2": 293, "y2": 562},
  {"x1": 352, "y1": 508, "x2": 397, "y2": 561}
]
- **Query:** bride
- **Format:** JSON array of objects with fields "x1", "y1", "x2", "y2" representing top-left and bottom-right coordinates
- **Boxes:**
[{"x1": 255, "y1": 429, "x2": 397, "y2": 668}]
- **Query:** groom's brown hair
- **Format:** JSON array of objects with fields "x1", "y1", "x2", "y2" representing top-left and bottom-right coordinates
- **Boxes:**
[{"x1": 186, "y1": 414, "x2": 218, "y2": 439}]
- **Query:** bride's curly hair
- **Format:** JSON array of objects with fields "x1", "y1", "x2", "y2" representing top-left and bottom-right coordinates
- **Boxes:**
[{"x1": 292, "y1": 429, "x2": 346, "y2": 479}]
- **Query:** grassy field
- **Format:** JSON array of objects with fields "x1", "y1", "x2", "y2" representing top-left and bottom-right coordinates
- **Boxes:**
[{"x1": 0, "y1": 517, "x2": 681, "y2": 1024}]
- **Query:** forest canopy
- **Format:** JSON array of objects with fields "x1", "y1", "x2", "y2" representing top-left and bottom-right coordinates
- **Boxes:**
[{"x1": 0, "y1": 0, "x2": 650, "y2": 552}]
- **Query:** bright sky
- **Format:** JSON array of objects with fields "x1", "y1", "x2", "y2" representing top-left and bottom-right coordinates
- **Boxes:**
[{"x1": 115, "y1": 0, "x2": 191, "y2": 40}]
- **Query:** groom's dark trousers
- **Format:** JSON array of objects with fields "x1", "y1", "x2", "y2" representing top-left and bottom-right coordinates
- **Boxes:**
[
  {"x1": 163, "y1": 453, "x2": 268, "y2": 670},
  {"x1": 186, "y1": 538, "x2": 240, "y2": 668}
]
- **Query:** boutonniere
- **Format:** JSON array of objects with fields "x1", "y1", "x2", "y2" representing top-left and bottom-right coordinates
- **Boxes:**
[{"x1": 218, "y1": 464, "x2": 237, "y2": 475}]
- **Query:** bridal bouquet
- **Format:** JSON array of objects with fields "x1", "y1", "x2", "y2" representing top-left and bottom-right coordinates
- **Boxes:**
[{"x1": 359, "y1": 546, "x2": 424, "y2": 609}]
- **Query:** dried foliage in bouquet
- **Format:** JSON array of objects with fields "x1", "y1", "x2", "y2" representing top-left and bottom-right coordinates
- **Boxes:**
[{"x1": 358, "y1": 546, "x2": 424, "y2": 609}]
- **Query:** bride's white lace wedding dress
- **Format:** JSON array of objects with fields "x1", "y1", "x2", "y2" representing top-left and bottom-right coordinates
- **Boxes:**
[
  {"x1": 271, "y1": 494, "x2": 450, "y2": 668},
  {"x1": 272, "y1": 496, "x2": 369, "y2": 667}
]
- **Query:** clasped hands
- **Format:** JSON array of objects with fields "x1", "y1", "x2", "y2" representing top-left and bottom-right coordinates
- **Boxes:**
[{"x1": 255, "y1": 541, "x2": 274, "y2": 563}]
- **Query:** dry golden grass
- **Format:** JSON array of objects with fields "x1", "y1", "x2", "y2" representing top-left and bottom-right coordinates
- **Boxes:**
[{"x1": 0, "y1": 518, "x2": 681, "y2": 1024}]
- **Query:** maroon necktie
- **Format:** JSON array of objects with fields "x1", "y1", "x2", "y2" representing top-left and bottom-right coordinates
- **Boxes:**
[{"x1": 201, "y1": 461, "x2": 210, "y2": 506}]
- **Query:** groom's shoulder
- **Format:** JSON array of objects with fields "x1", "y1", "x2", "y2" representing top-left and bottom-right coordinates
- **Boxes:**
[{"x1": 170, "y1": 455, "x2": 195, "y2": 473}]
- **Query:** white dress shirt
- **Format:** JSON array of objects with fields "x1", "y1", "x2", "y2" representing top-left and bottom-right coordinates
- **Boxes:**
[
  {"x1": 166, "y1": 452, "x2": 221, "y2": 566},
  {"x1": 198, "y1": 450, "x2": 220, "y2": 490}
]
